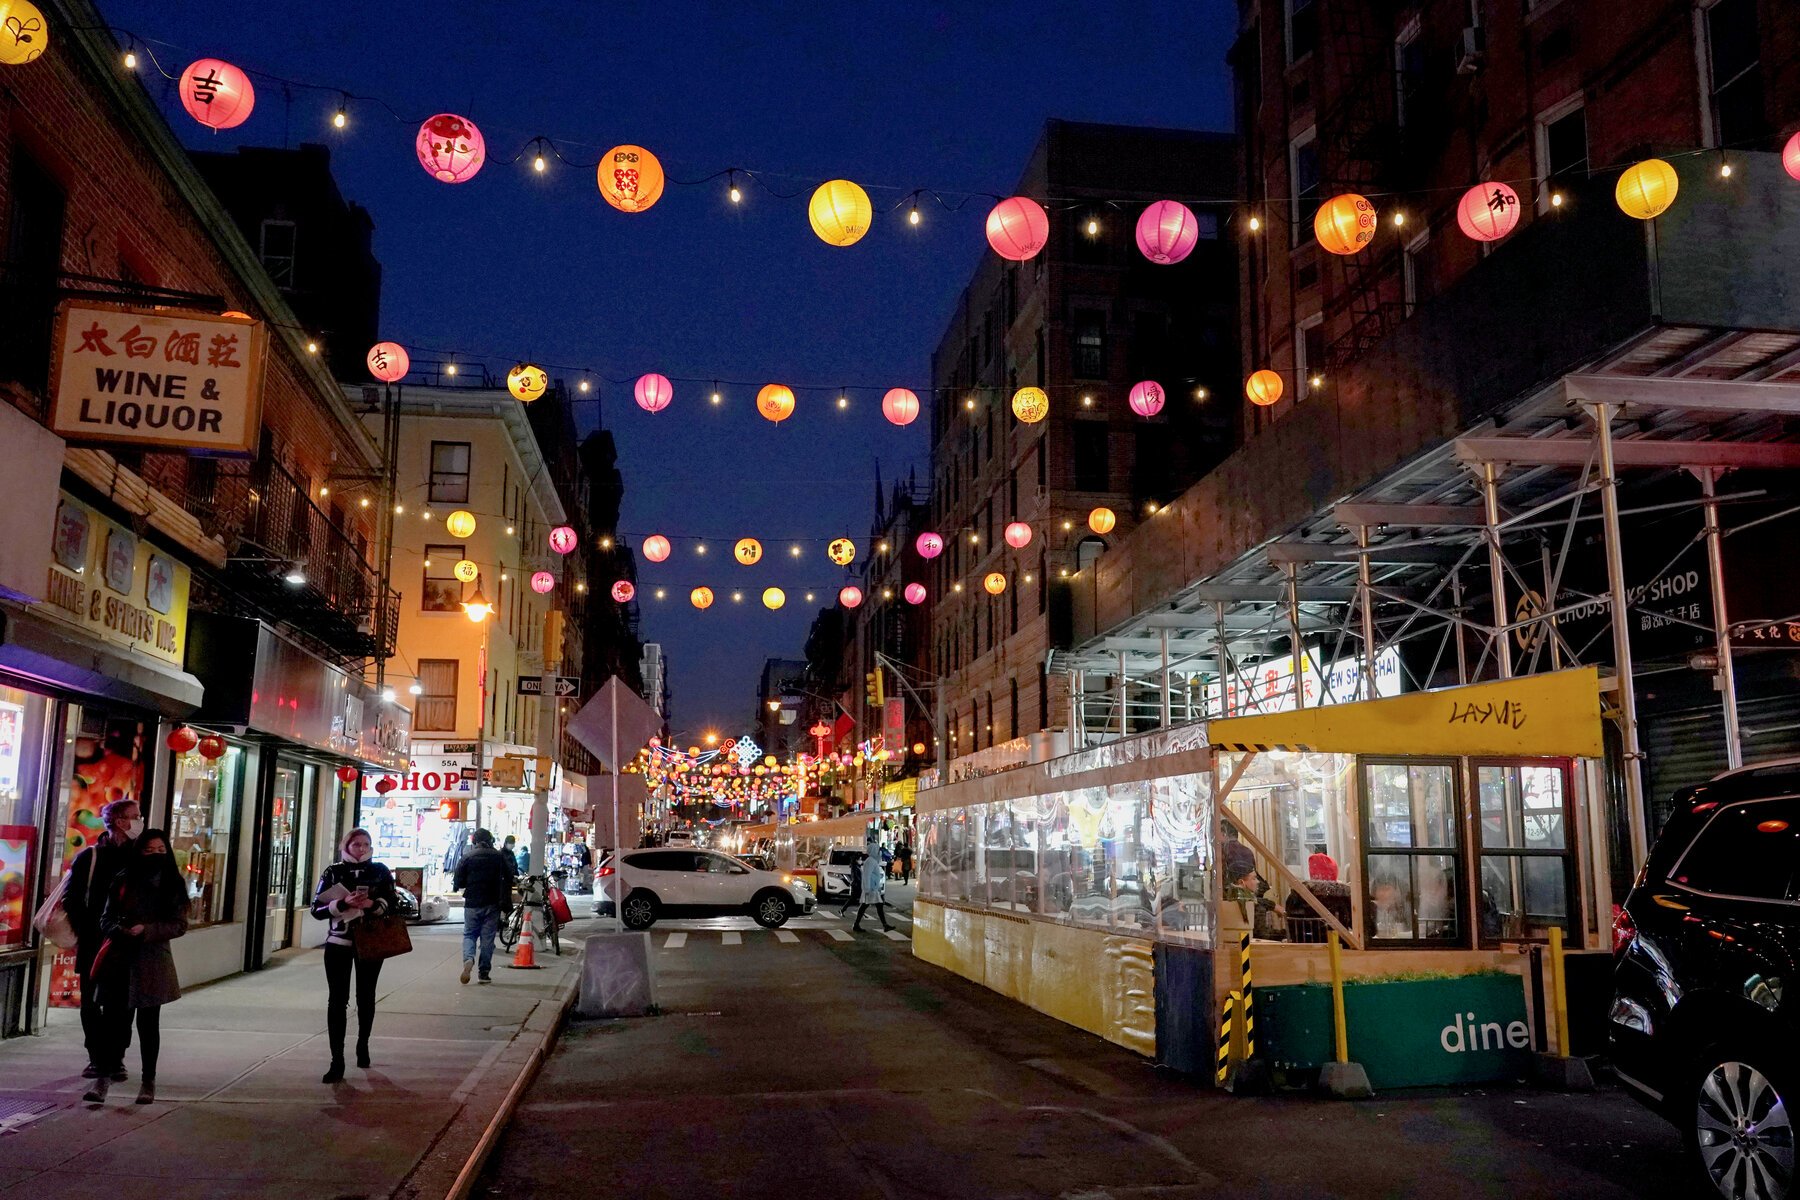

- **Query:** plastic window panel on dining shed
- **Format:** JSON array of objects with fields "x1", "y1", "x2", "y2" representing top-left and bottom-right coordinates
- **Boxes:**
[
  {"x1": 1362, "y1": 760, "x2": 1462, "y2": 944},
  {"x1": 1475, "y1": 761, "x2": 1576, "y2": 942}
]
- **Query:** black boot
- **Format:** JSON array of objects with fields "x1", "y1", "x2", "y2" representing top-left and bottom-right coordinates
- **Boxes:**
[
  {"x1": 355, "y1": 1040, "x2": 371, "y2": 1069},
  {"x1": 321, "y1": 1058, "x2": 345, "y2": 1084},
  {"x1": 135, "y1": 1078, "x2": 155, "y2": 1105}
]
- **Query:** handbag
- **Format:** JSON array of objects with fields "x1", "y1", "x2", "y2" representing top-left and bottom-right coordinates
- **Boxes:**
[
  {"x1": 31, "y1": 868, "x2": 79, "y2": 950},
  {"x1": 351, "y1": 913, "x2": 413, "y2": 961}
]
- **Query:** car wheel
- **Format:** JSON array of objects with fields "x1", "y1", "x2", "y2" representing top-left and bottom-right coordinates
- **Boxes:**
[
  {"x1": 1689, "y1": 1052, "x2": 1794, "y2": 1200},
  {"x1": 751, "y1": 890, "x2": 792, "y2": 929},
  {"x1": 621, "y1": 891, "x2": 659, "y2": 930}
]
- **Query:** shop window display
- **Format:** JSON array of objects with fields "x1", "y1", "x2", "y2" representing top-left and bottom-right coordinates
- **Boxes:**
[
  {"x1": 0, "y1": 687, "x2": 53, "y2": 949},
  {"x1": 167, "y1": 744, "x2": 243, "y2": 927}
]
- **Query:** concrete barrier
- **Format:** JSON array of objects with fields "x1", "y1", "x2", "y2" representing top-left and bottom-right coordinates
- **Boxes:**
[{"x1": 576, "y1": 932, "x2": 657, "y2": 1017}]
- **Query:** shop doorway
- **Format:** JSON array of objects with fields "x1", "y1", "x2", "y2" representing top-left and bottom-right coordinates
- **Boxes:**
[{"x1": 264, "y1": 758, "x2": 316, "y2": 953}]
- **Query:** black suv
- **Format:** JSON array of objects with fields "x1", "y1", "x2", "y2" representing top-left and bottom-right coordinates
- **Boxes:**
[{"x1": 1610, "y1": 762, "x2": 1798, "y2": 1200}]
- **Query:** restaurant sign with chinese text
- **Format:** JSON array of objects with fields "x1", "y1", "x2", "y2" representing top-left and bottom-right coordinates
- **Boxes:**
[
  {"x1": 42, "y1": 491, "x2": 190, "y2": 668},
  {"x1": 49, "y1": 302, "x2": 267, "y2": 455}
]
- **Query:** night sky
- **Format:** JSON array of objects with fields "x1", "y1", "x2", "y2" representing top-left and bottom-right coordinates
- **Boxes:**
[{"x1": 102, "y1": 0, "x2": 1236, "y2": 738}]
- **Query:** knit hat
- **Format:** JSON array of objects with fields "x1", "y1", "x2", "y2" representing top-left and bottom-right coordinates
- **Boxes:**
[{"x1": 1308, "y1": 852, "x2": 1339, "y2": 882}]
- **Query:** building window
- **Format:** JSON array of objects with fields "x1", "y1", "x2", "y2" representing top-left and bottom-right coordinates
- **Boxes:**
[
  {"x1": 1, "y1": 149, "x2": 67, "y2": 394},
  {"x1": 258, "y1": 219, "x2": 297, "y2": 290},
  {"x1": 1296, "y1": 314, "x2": 1325, "y2": 398},
  {"x1": 1072, "y1": 421, "x2": 1109, "y2": 492},
  {"x1": 1362, "y1": 761, "x2": 1462, "y2": 943},
  {"x1": 422, "y1": 544, "x2": 464, "y2": 611},
  {"x1": 1402, "y1": 231, "x2": 1430, "y2": 317},
  {"x1": 1072, "y1": 309, "x2": 1106, "y2": 379},
  {"x1": 1475, "y1": 761, "x2": 1576, "y2": 941},
  {"x1": 1289, "y1": 127, "x2": 1320, "y2": 245},
  {"x1": 415, "y1": 659, "x2": 458, "y2": 731},
  {"x1": 1287, "y1": 0, "x2": 1317, "y2": 62},
  {"x1": 429, "y1": 441, "x2": 471, "y2": 504},
  {"x1": 1535, "y1": 97, "x2": 1587, "y2": 208},
  {"x1": 1703, "y1": 0, "x2": 1767, "y2": 150},
  {"x1": 1394, "y1": 18, "x2": 1425, "y2": 129}
]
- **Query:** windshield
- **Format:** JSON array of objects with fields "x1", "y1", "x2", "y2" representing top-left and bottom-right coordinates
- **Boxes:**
[{"x1": 828, "y1": 849, "x2": 862, "y2": 866}]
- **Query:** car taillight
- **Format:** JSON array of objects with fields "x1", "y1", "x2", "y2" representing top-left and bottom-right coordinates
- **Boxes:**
[
  {"x1": 1611, "y1": 904, "x2": 1636, "y2": 955},
  {"x1": 597, "y1": 865, "x2": 615, "y2": 878}
]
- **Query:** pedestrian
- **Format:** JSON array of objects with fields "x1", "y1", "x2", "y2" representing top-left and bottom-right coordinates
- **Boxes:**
[
  {"x1": 85, "y1": 828, "x2": 187, "y2": 1104},
  {"x1": 571, "y1": 840, "x2": 593, "y2": 893},
  {"x1": 837, "y1": 848, "x2": 863, "y2": 916},
  {"x1": 63, "y1": 797, "x2": 141, "y2": 1083},
  {"x1": 515, "y1": 840, "x2": 532, "y2": 875},
  {"x1": 310, "y1": 828, "x2": 399, "y2": 1083},
  {"x1": 453, "y1": 828, "x2": 513, "y2": 985},
  {"x1": 852, "y1": 829, "x2": 894, "y2": 933},
  {"x1": 896, "y1": 838, "x2": 914, "y2": 886}
]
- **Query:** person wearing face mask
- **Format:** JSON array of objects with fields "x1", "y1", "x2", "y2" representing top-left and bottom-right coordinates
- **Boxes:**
[
  {"x1": 85, "y1": 829, "x2": 188, "y2": 1105},
  {"x1": 63, "y1": 798, "x2": 141, "y2": 1083},
  {"x1": 309, "y1": 828, "x2": 398, "y2": 1083}
]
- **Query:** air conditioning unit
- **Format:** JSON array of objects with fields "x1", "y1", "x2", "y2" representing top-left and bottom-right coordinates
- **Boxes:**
[{"x1": 1456, "y1": 26, "x2": 1486, "y2": 74}]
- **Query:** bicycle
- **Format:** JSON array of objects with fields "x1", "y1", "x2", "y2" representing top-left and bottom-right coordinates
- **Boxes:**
[{"x1": 497, "y1": 870, "x2": 566, "y2": 957}]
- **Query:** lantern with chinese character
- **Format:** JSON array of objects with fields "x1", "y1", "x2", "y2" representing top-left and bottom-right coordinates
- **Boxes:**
[
  {"x1": 808, "y1": 180, "x2": 873, "y2": 247},
  {"x1": 1785, "y1": 132, "x2": 1800, "y2": 182},
  {"x1": 179, "y1": 59, "x2": 256, "y2": 130},
  {"x1": 762, "y1": 587, "x2": 786, "y2": 610},
  {"x1": 756, "y1": 384, "x2": 795, "y2": 423},
  {"x1": 453, "y1": 558, "x2": 479, "y2": 583},
  {"x1": 643, "y1": 534, "x2": 671, "y2": 563},
  {"x1": 690, "y1": 586, "x2": 714, "y2": 610},
  {"x1": 734, "y1": 538, "x2": 763, "y2": 565},
  {"x1": 839, "y1": 585, "x2": 864, "y2": 609},
  {"x1": 446, "y1": 510, "x2": 477, "y2": 538},
  {"x1": 827, "y1": 538, "x2": 856, "y2": 566},
  {"x1": 1135, "y1": 200, "x2": 1201, "y2": 264},
  {"x1": 904, "y1": 582, "x2": 927, "y2": 605},
  {"x1": 1011, "y1": 386, "x2": 1049, "y2": 424},
  {"x1": 0, "y1": 1, "x2": 47, "y2": 65},
  {"x1": 634, "y1": 372, "x2": 673, "y2": 413},
  {"x1": 881, "y1": 387, "x2": 920, "y2": 427},
  {"x1": 416, "y1": 113, "x2": 485, "y2": 183},
  {"x1": 916, "y1": 532, "x2": 944, "y2": 559},
  {"x1": 507, "y1": 363, "x2": 548, "y2": 403},
  {"x1": 1314, "y1": 193, "x2": 1377, "y2": 255},
  {"x1": 1128, "y1": 380, "x2": 1165, "y2": 418},
  {"x1": 986, "y1": 196, "x2": 1049, "y2": 261},
  {"x1": 597, "y1": 144, "x2": 665, "y2": 213},
  {"x1": 548, "y1": 525, "x2": 578, "y2": 555},
  {"x1": 197, "y1": 734, "x2": 227, "y2": 761},
  {"x1": 984, "y1": 572, "x2": 1007, "y2": 595},
  {"x1": 1456, "y1": 182, "x2": 1521, "y2": 243},
  {"x1": 165, "y1": 726, "x2": 199, "y2": 755},
  {"x1": 1616, "y1": 158, "x2": 1679, "y2": 220},
  {"x1": 531, "y1": 571, "x2": 555, "y2": 594},
  {"x1": 1245, "y1": 369, "x2": 1284, "y2": 408},
  {"x1": 336, "y1": 764, "x2": 360, "y2": 784},
  {"x1": 1089, "y1": 507, "x2": 1117, "y2": 535},
  {"x1": 1004, "y1": 521, "x2": 1033, "y2": 549},
  {"x1": 366, "y1": 341, "x2": 408, "y2": 383},
  {"x1": 612, "y1": 580, "x2": 636, "y2": 603}
]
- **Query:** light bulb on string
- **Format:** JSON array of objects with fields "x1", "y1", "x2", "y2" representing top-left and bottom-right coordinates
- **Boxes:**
[
  {"x1": 332, "y1": 95, "x2": 348, "y2": 130},
  {"x1": 122, "y1": 47, "x2": 137, "y2": 69},
  {"x1": 445, "y1": 361, "x2": 457, "y2": 377},
  {"x1": 728, "y1": 170, "x2": 741, "y2": 204},
  {"x1": 578, "y1": 378, "x2": 590, "y2": 393},
  {"x1": 1247, "y1": 213, "x2": 1262, "y2": 233}
]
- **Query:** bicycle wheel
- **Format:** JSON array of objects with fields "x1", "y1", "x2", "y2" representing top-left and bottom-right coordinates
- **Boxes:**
[{"x1": 497, "y1": 906, "x2": 520, "y2": 950}]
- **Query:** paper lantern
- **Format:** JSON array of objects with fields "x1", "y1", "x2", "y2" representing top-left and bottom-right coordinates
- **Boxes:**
[
  {"x1": 548, "y1": 525, "x2": 578, "y2": 555},
  {"x1": 643, "y1": 534, "x2": 671, "y2": 563},
  {"x1": 916, "y1": 532, "x2": 944, "y2": 559},
  {"x1": 839, "y1": 585, "x2": 864, "y2": 609},
  {"x1": 808, "y1": 180, "x2": 873, "y2": 247},
  {"x1": 984, "y1": 572, "x2": 1007, "y2": 595},
  {"x1": 166, "y1": 726, "x2": 199, "y2": 754},
  {"x1": 197, "y1": 735, "x2": 227, "y2": 761},
  {"x1": 1135, "y1": 200, "x2": 1200, "y2": 264},
  {"x1": 1004, "y1": 521, "x2": 1033, "y2": 549},
  {"x1": 1128, "y1": 380, "x2": 1165, "y2": 418},
  {"x1": 1314, "y1": 193, "x2": 1377, "y2": 255},
  {"x1": 531, "y1": 571, "x2": 555, "y2": 594},
  {"x1": 827, "y1": 538, "x2": 856, "y2": 566},
  {"x1": 366, "y1": 342, "x2": 409, "y2": 383},
  {"x1": 630, "y1": 372, "x2": 674, "y2": 414},
  {"x1": 881, "y1": 387, "x2": 920, "y2": 427},
  {"x1": 986, "y1": 197, "x2": 1049, "y2": 261},
  {"x1": 904, "y1": 582, "x2": 927, "y2": 605},
  {"x1": 598, "y1": 145, "x2": 665, "y2": 213},
  {"x1": 1011, "y1": 386, "x2": 1049, "y2": 424},
  {"x1": 756, "y1": 384, "x2": 796, "y2": 423},
  {"x1": 446, "y1": 510, "x2": 477, "y2": 538},
  {"x1": 336, "y1": 765, "x2": 360, "y2": 784},
  {"x1": 1616, "y1": 159, "x2": 1679, "y2": 220},
  {"x1": 507, "y1": 363, "x2": 548, "y2": 403},
  {"x1": 416, "y1": 113, "x2": 485, "y2": 183},
  {"x1": 1245, "y1": 369, "x2": 1284, "y2": 408},
  {"x1": 453, "y1": 559, "x2": 479, "y2": 583},
  {"x1": 762, "y1": 587, "x2": 786, "y2": 610},
  {"x1": 179, "y1": 59, "x2": 255, "y2": 130},
  {"x1": 612, "y1": 580, "x2": 636, "y2": 603},
  {"x1": 1456, "y1": 182, "x2": 1521, "y2": 243},
  {"x1": 375, "y1": 776, "x2": 397, "y2": 794},
  {"x1": 733, "y1": 538, "x2": 763, "y2": 566},
  {"x1": 1089, "y1": 507, "x2": 1117, "y2": 535},
  {"x1": 1785, "y1": 133, "x2": 1800, "y2": 182},
  {"x1": 691, "y1": 587, "x2": 714, "y2": 610},
  {"x1": 0, "y1": 1, "x2": 47, "y2": 65}
]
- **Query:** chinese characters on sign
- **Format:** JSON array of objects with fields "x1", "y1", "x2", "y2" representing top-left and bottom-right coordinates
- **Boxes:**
[{"x1": 50, "y1": 303, "x2": 266, "y2": 454}]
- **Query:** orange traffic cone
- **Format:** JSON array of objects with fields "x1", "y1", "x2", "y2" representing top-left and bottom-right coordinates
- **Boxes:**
[{"x1": 506, "y1": 914, "x2": 542, "y2": 970}]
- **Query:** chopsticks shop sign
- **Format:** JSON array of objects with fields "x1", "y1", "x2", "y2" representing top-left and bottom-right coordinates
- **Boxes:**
[{"x1": 48, "y1": 302, "x2": 267, "y2": 455}]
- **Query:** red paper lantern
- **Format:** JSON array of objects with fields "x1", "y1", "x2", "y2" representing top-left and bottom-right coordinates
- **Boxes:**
[
  {"x1": 839, "y1": 585, "x2": 864, "y2": 609},
  {"x1": 196, "y1": 735, "x2": 227, "y2": 761},
  {"x1": 642, "y1": 534, "x2": 671, "y2": 563},
  {"x1": 1785, "y1": 132, "x2": 1800, "y2": 182},
  {"x1": 985, "y1": 196, "x2": 1050, "y2": 261},
  {"x1": 166, "y1": 726, "x2": 199, "y2": 754},
  {"x1": 1128, "y1": 380, "x2": 1165, "y2": 418},
  {"x1": 634, "y1": 373, "x2": 673, "y2": 413},
  {"x1": 612, "y1": 580, "x2": 636, "y2": 603},
  {"x1": 416, "y1": 113, "x2": 485, "y2": 184},
  {"x1": 1004, "y1": 522, "x2": 1033, "y2": 549},
  {"x1": 366, "y1": 342, "x2": 409, "y2": 383},
  {"x1": 548, "y1": 525, "x2": 578, "y2": 555},
  {"x1": 881, "y1": 388, "x2": 920, "y2": 427},
  {"x1": 179, "y1": 59, "x2": 256, "y2": 130},
  {"x1": 1456, "y1": 182, "x2": 1521, "y2": 243},
  {"x1": 336, "y1": 765, "x2": 360, "y2": 784},
  {"x1": 375, "y1": 776, "x2": 397, "y2": 795}
]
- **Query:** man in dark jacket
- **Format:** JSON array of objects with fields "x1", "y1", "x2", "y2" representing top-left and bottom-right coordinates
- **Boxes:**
[
  {"x1": 64, "y1": 798, "x2": 141, "y2": 1080},
  {"x1": 454, "y1": 829, "x2": 513, "y2": 984}
]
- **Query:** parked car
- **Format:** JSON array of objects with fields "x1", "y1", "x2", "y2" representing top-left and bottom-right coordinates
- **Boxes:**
[
  {"x1": 818, "y1": 845, "x2": 864, "y2": 900},
  {"x1": 664, "y1": 829, "x2": 695, "y2": 847},
  {"x1": 595, "y1": 848, "x2": 817, "y2": 929},
  {"x1": 1610, "y1": 760, "x2": 1799, "y2": 1200}
]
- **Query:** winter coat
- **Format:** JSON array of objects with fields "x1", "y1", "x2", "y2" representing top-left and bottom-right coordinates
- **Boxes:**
[
  {"x1": 309, "y1": 859, "x2": 399, "y2": 948},
  {"x1": 859, "y1": 850, "x2": 887, "y2": 900},
  {"x1": 98, "y1": 869, "x2": 187, "y2": 1008},
  {"x1": 64, "y1": 839, "x2": 132, "y2": 971},
  {"x1": 454, "y1": 845, "x2": 516, "y2": 908}
]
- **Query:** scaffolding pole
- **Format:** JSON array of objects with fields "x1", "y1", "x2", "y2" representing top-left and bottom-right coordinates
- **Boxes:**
[
  {"x1": 1356, "y1": 525, "x2": 1378, "y2": 699},
  {"x1": 1482, "y1": 461, "x2": 1513, "y2": 679},
  {"x1": 1286, "y1": 564, "x2": 1306, "y2": 710},
  {"x1": 1591, "y1": 402, "x2": 1650, "y2": 870},
  {"x1": 1697, "y1": 467, "x2": 1743, "y2": 770}
]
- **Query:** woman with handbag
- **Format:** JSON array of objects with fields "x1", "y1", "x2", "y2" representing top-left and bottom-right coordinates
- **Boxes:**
[
  {"x1": 84, "y1": 828, "x2": 187, "y2": 1105},
  {"x1": 310, "y1": 828, "x2": 402, "y2": 1083}
]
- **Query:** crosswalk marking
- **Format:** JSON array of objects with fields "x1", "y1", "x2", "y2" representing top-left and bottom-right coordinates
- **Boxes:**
[
  {"x1": 826, "y1": 928, "x2": 853, "y2": 942},
  {"x1": 664, "y1": 932, "x2": 687, "y2": 949},
  {"x1": 883, "y1": 929, "x2": 910, "y2": 942},
  {"x1": 774, "y1": 930, "x2": 799, "y2": 943},
  {"x1": 721, "y1": 931, "x2": 742, "y2": 945}
]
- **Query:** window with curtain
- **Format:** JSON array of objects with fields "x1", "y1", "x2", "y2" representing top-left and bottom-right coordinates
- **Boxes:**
[
  {"x1": 415, "y1": 659, "x2": 458, "y2": 731},
  {"x1": 422, "y1": 544, "x2": 464, "y2": 611}
]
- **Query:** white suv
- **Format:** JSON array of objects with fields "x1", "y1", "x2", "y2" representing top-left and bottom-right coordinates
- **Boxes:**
[{"x1": 596, "y1": 848, "x2": 817, "y2": 929}]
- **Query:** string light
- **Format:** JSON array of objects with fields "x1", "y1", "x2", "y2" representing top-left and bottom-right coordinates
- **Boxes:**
[
  {"x1": 1392, "y1": 211, "x2": 1406, "y2": 227},
  {"x1": 422, "y1": 510, "x2": 432, "y2": 520},
  {"x1": 696, "y1": 543, "x2": 708, "y2": 555},
  {"x1": 359, "y1": 497, "x2": 370, "y2": 508},
  {"x1": 1195, "y1": 387, "x2": 1209, "y2": 400},
  {"x1": 394, "y1": 503, "x2": 405, "y2": 514},
  {"x1": 533, "y1": 154, "x2": 547, "y2": 173},
  {"x1": 305, "y1": 340, "x2": 318, "y2": 354},
  {"x1": 728, "y1": 170, "x2": 742, "y2": 204},
  {"x1": 1248, "y1": 214, "x2": 1261, "y2": 232},
  {"x1": 1085, "y1": 217, "x2": 1099, "y2": 236},
  {"x1": 331, "y1": 98, "x2": 348, "y2": 130},
  {"x1": 909, "y1": 204, "x2": 920, "y2": 226},
  {"x1": 710, "y1": 388, "x2": 722, "y2": 405},
  {"x1": 318, "y1": 486, "x2": 330, "y2": 497},
  {"x1": 837, "y1": 394, "x2": 848, "y2": 410},
  {"x1": 505, "y1": 525, "x2": 515, "y2": 535},
  {"x1": 578, "y1": 378, "x2": 590, "y2": 392},
  {"x1": 122, "y1": 48, "x2": 136, "y2": 69}
]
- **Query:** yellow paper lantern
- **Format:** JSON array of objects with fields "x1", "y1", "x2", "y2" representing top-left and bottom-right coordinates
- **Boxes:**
[
  {"x1": 762, "y1": 587, "x2": 786, "y2": 610},
  {"x1": 734, "y1": 537, "x2": 763, "y2": 565},
  {"x1": 808, "y1": 179, "x2": 873, "y2": 247},
  {"x1": 1089, "y1": 507, "x2": 1117, "y2": 535},
  {"x1": 756, "y1": 383, "x2": 796, "y2": 423},
  {"x1": 1245, "y1": 369, "x2": 1284, "y2": 408},
  {"x1": 452, "y1": 559, "x2": 479, "y2": 583},
  {"x1": 0, "y1": 0, "x2": 47, "y2": 65},
  {"x1": 507, "y1": 363, "x2": 548, "y2": 403},
  {"x1": 1615, "y1": 158, "x2": 1679, "y2": 220},
  {"x1": 1011, "y1": 386, "x2": 1049, "y2": 424},
  {"x1": 445, "y1": 510, "x2": 477, "y2": 538},
  {"x1": 690, "y1": 586, "x2": 714, "y2": 610},
  {"x1": 827, "y1": 537, "x2": 856, "y2": 566},
  {"x1": 1314, "y1": 193, "x2": 1378, "y2": 255},
  {"x1": 983, "y1": 572, "x2": 1007, "y2": 595}
]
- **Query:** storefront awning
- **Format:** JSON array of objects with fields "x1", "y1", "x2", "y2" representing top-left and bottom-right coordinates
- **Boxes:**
[{"x1": 0, "y1": 601, "x2": 202, "y2": 716}]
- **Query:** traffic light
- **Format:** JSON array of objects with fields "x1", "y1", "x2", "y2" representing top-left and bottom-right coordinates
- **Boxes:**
[
  {"x1": 865, "y1": 667, "x2": 885, "y2": 709},
  {"x1": 438, "y1": 799, "x2": 463, "y2": 821},
  {"x1": 543, "y1": 610, "x2": 565, "y2": 666}
]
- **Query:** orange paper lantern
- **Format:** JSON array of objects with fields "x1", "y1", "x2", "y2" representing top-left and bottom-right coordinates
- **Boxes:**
[
  {"x1": 690, "y1": 587, "x2": 714, "y2": 610},
  {"x1": 597, "y1": 144, "x2": 665, "y2": 213},
  {"x1": 756, "y1": 384, "x2": 796, "y2": 423},
  {"x1": 984, "y1": 572, "x2": 1007, "y2": 595},
  {"x1": 1314, "y1": 193, "x2": 1377, "y2": 255},
  {"x1": 1245, "y1": 369, "x2": 1284, "y2": 407},
  {"x1": 1088, "y1": 507, "x2": 1117, "y2": 535}
]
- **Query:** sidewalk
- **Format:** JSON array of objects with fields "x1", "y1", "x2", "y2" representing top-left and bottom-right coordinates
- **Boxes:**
[{"x1": 0, "y1": 915, "x2": 588, "y2": 1200}]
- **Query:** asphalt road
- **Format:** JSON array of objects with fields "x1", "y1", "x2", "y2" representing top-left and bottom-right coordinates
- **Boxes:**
[{"x1": 479, "y1": 901, "x2": 1694, "y2": 1200}]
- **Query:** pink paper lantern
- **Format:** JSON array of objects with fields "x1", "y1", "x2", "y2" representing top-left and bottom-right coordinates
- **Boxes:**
[
  {"x1": 416, "y1": 113, "x2": 485, "y2": 184},
  {"x1": 179, "y1": 59, "x2": 256, "y2": 130},
  {"x1": 611, "y1": 580, "x2": 636, "y2": 603},
  {"x1": 1135, "y1": 200, "x2": 1200, "y2": 264},
  {"x1": 1128, "y1": 380, "x2": 1165, "y2": 418},
  {"x1": 881, "y1": 388, "x2": 920, "y2": 427},
  {"x1": 530, "y1": 571, "x2": 555, "y2": 594},
  {"x1": 915, "y1": 532, "x2": 944, "y2": 559},
  {"x1": 642, "y1": 534, "x2": 671, "y2": 563},
  {"x1": 634, "y1": 373, "x2": 673, "y2": 413},
  {"x1": 366, "y1": 342, "x2": 409, "y2": 383},
  {"x1": 1004, "y1": 521, "x2": 1033, "y2": 550},
  {"x1": 548, "y1": 525, "x2": 578, "y2": 555},
  {"x1": 839, "y1": 585, "x2": 864, "y2": 609},
  {"x1": 985, "y1": 197, "x2": 1050, "y2": 261},
  {"x1": 1786, "y1": 133, "x2": 1800, "y2": 182},
  {"x1": 904, "y1": 582, "x2": 927, "y2": 605},
  {"x1": 1456, "y1": 182, "x2": 1522, "y2": 243}
]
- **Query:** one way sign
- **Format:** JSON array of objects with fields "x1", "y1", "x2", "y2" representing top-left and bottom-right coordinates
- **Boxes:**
[{"x1": 517, "y1": 675, "x2": 581, "y2": 697}]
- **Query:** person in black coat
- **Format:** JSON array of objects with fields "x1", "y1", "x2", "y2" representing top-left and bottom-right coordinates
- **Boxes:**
[
  {"x1": 64, "y1": 798, "x2": 141, "y2": 1083},
  {"x1": 453, "y1": 828, "x2": 515, "y2": 985},
  {"x1": 310, "y1": 827, "x2": 399, "y2": 1083},
  {"x1": 86, "y1": 829, "x2": 187, "y2": 1105}
]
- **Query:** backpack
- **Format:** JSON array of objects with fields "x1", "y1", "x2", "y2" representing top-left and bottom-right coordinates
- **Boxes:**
[{"x1": 30, "y1": 850, "x2": 92, "y2": 951}]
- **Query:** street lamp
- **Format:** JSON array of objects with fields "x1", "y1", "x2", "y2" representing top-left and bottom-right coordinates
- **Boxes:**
[
  {"x1": 462, "y1": 580, "x2": 493, "y2": 828},
  {"x1": 462, "y1": 584, "x2": 494, "y2": 624}
]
